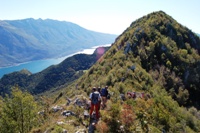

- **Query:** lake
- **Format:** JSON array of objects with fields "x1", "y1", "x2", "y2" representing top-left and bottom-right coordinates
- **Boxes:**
[{"x1": 0, "y1": 44, "x2": 111, "y2": 78}]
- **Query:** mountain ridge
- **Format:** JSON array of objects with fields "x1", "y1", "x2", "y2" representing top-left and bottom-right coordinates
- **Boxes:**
[{"x1": 53, "y1": 11, "x2": 200, "y2": 132}]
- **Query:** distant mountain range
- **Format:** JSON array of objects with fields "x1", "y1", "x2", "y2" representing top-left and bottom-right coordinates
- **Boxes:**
[{"x1": 0, "y1": 18, "x2": 117, "y2": 67}]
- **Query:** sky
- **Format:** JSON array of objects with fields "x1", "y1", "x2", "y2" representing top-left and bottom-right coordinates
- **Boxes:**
[{"x1": 0, "y1": 0, "x2": 199, "y2": 35}]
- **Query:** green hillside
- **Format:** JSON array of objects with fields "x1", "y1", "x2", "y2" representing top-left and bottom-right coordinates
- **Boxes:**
[
  {"x1": 114, "y1": 11, "x2": 200, "y2": 106},
  {"x1": 49, "y1": 11, "x2": 200, "y2": 132},
  {"x1": 0, "y1": 46, "x2": 110, "y2": 96},
  {"x1": 1, "y1": 11, "x2": 200, "y2": 133},
  {"x1": 75, "y1": 10, "x2": 200, "y2": 108}
]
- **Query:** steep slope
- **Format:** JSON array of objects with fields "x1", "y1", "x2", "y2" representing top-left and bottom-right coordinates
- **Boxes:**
[
  {"x1": 0, "y1": 46, "x2": 110, "y2": 96},
  {"x1": 45, "y1": 11, "x2": 200, "y2": 132},
  {"x1": 76, "y1": 11, "x2": 200, "y2": 108},
  {"x1": 0, "y1": 19, "x2": 116, "y2": 67}
]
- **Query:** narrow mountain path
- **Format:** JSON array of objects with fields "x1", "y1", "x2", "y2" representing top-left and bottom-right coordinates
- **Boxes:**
[{"x1": 88, "y1": 118, "x2": 97, "y2": 133}]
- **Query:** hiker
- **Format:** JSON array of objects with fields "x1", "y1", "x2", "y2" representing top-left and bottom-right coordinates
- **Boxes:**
[
  {"x1": 127, "y1": 91, "x2": 136, "y2": 99},
  {"x1": 100, "y1": 86, "x2": 109, "y2": 109},
  {"x1": 89, "y1": 87, "x2": 101, "y2": 119},
  {"x1": 97, "y1": 87, "x2": 102, "y2": 110}
]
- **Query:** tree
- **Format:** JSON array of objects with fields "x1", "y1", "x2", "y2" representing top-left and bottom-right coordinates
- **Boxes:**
[{"x1": 0, "y1": 87, "x2": 38, "y2": 133}]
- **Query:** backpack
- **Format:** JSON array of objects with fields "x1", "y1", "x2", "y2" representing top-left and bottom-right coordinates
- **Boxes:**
[
  {"x1": 101, "y1": 88, "x2": 108, "y2": 96},
  {"x1": 91, "y1": 92, "x2": 99, "y2": 104}
]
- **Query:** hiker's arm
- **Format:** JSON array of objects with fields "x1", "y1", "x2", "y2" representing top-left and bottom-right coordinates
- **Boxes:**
[
  {"x1": 106, "y1": 90, "x2": 108, "y2": 96},
  {"x1": 89, "y1": 93, "x2": 92, "y2": 100},
  {"x1": 98, "y1": 94, "x2": 102, "y2": 101}
]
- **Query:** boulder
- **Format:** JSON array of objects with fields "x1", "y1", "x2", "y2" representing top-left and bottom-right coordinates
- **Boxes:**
[
  {"x1": 57, "y1": 121, "x2": 65, "y2": 125},
  {"x1": 120, "y1": 94, "x2": 126, "y2": 101},
  {"x1": 52, "y1": 105, "x2": 63, "y2": 112},
  {"x1": 84, "y1": 110, "x2": 90, "y2": 119},
  {"x1": 63, "y1": 129, "x2": 67, "y2": 133},
  {"x1": 37, "y1": 110, "x2": 45, "y2": 115},
  {"x1": 75, "y1": 129, "x2": 86, "y2": 133},
  {"x1": 61, "y1": 110, "x2": 76, "y2": 117}
]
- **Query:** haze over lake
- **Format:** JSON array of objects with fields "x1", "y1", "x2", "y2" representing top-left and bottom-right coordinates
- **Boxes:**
[{"x1": 0, "y1": 44, "x2": 111, "y2": 78}]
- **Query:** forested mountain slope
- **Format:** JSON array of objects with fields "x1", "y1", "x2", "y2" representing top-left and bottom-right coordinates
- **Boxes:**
[
  {"x1": 54, "y1": 11, "x2": 200, "y2": 132},
  {"x1": 0, "y1": 46, "x2": 109, "y2": 96},
  {"x1": 76, "y1": 11, "x2": 200, "y2": 108}
]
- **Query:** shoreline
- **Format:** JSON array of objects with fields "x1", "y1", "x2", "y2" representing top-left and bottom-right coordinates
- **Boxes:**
[
  {"x1": 0, "y1": 44, "x2": 111, "y2": 69},
  {"x1": 0, "y1": 44, "x2": 111, "y2": 78}
]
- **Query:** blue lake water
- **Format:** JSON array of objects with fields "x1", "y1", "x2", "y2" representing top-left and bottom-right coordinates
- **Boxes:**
[{"x1": 0, "y1": 44, "x2": 111, "y2": 78}]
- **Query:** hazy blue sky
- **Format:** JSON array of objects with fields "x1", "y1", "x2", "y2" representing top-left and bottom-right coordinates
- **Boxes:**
[{"x1": 0, "y1": 0, "x2": 199, "y2": 34}]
